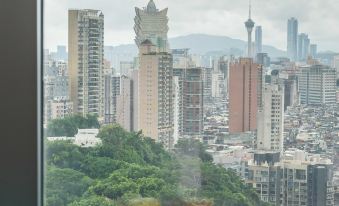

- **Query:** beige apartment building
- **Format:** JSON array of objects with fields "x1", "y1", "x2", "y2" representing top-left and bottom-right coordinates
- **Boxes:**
[
  {"x1": 68, "y1": 9, "x2": 104, "y2": 119},
  {"x1": 138, "y1": 40, "x2": 173, "y2": 148}
]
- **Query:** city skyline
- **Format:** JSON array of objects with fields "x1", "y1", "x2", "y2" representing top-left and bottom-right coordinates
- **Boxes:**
[
  {"x1": 42, "y1": 1, "x2": 339, "y2": 205},
  {"x1": 45, "y1": 0, "x2": 339, "y2": 52}
]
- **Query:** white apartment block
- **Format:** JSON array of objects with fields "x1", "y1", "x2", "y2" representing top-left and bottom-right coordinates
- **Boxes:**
[
  {"x1": 298, "y1": 65, "x2": 336, "y2": 105},
  {"x1": 257, "y1": 83, "x2": 284, "y2": 152}
]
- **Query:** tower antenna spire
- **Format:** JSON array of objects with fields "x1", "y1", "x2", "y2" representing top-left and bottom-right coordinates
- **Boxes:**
[{"x1": 249, "y1": 0, "x2": 252, "y2": 19}]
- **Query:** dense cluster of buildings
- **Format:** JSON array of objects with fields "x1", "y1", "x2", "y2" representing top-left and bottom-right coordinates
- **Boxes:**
[{"x1": 44, "y1": 0, "x2": 339, "y2": 205}]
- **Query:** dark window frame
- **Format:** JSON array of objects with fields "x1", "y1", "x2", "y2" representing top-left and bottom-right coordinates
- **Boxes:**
[{"x1": 0, "y1": 0, "x2": 42, "y2": 205}]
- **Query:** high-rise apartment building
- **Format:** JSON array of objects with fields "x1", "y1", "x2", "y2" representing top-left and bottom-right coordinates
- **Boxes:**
[
  {"x1": 131, "y1": 70, "x2": 139, "y2": 132},
  {"x1": 103, "y1": 74, "x2": 112, "y2": 124},
  {"x1": 246, "y1": 152, "x2": 281, "y2": 205},
  {"x1": 49, "y1": 97, "x2": 74, "y2": 120},
  {"x1": 256, "y1": 53, "x2": 270, "y2": 67},
  {"x1": 138, "y1": 40, "x2": 173, "y2": 148},
  {"x1": 283, "y1": 77, "x2": 299, "y2": 111},
  {"x1": 280, "y1": 150, "x2": 334, "y2": 206},
  {"x1": 299, "y1": 65, "x2": 336, "y2": 105},
  {"x1": 120, "y1": 61, "x2": 134, "y2": 76},
  {"x1": 44, "y1": 60, "x2": 72, "y2": 124},
  {"x1": 103, "y1": 74, "x2": 120, "y2": 124},
  {"x1": 202, "y1": 67, "x2": 213, "y2": 104},
  {"x1": 287, "y1": 18, "x2": 298, "y2": 61},
  {"x1": 116, "y1": 75, "x2": 134, "y2": 132},
  {"x1": 56, "y1": 45, "x2": 68, "y2": 61},
  {"x1": 173, "y1": 75, "x2": 181, "y2": 145},
  {"x1": 255, "y1": 26, "x2": 262, "y2": 55},
  {"x1": 229, "y1": 58, "x2": 263, "y2": 133},
  {"x1": 172, "y1": 48, "x2": 192, "y2": 69},
  {"x1": 218, "y1": 56, "x2": 229, "y2": 79},
  {"x1": 246, "y1": 150, "x2": 334, "y2": 206},
  {"x1": 68, "y1": 9, "x2": 104, "y2": 118},
  {"x1": 310, "y1": 44, "x2": 317, "y2": 58},
  {"x1": 182, "y1": 68, "x2": 204, "y2": 137},
  {"x1": 134, "y1": 0, "x2": 169, "y2": 52},
  {"x1": 211, "y1": 72, "x2": 224, "y2": 98},
  {"x1": 256, "y1": 83, "x2": 284, "y2": 152},
  {"x1": 218, "y1": 56, "x2": 229, "y2": 97},
  {"x1": 172, "y1": 67, "x2": 204, "y2": 140}
]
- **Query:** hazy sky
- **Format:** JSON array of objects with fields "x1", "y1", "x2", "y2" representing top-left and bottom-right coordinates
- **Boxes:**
[{"x1": 45, "y1": 0, "x2": 339, "y2": 52}]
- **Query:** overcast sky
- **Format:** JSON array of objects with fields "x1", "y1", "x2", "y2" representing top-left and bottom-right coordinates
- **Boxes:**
[{"x1": 45, "y1": 0, "x2": 339, "y2": 52}]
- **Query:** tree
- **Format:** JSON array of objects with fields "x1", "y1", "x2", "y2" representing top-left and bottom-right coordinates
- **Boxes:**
[
  {"x1": 46, "y1": 140, "x2": 84, "y2": 170},
  {"x1": 45, "y1": 126, "x2": 267, "y2": 206},
  {"x1": 137, "y1": 177, "x2": 166, "y2": 198},
  {"x1": 68, "y1": 195, "x2": 117, "y2": 206},
  {"x1": 45, "y1": 167, "x2": 93, "y2": 206},
  {"x1": 175, "y1": 139, "x2": 213, "y2": 162},
  {"x1": 90, "y1": 173, "x2": 139, "y2": 200},
  {"x1": 80, "y1": 156, "x2": 127, "y2": 179},
  {"x1": 46, "y1": 114, "x2": 99, "y2": 137}
]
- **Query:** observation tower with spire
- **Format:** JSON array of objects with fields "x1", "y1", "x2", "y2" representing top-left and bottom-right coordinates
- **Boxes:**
[{"x1": 245, "y1": 0, "x2": 255, "y2": 57}]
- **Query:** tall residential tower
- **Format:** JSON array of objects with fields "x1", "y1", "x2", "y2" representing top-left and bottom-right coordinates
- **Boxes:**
[
  {"x1": 229, "y1": 58, "x2": 263, "y2": 133},
  {"x1": 68, "y1": 9, "x2": 104, "y2": 118},
  {"x1": 138, "y1": 40, "x2": 174, "y2": 148}
]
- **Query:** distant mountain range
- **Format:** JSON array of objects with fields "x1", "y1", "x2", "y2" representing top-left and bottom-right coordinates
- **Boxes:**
[{"x1": 106, "y1": 33, "x2": 287, "y2": 59}]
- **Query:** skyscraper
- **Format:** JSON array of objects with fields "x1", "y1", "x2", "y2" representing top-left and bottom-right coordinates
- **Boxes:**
[
  {"x1": 229, "y1": 58, "x2": 262, "y2": 133},
  {"x1": 68, "y1": 9, "x2": 104, "y2": 118},
  {"x1": 56, "y1": 45, "x2": 67, "y2": 61},
  {"x1": 138, "y1": 40, "x2": 173, "y2": 148},
  {"x1": 245, "y1": 1, "x2": 255, "y2": 57},
  {"x1": 287, "y1": 18, "x2": 298, "y2": 61},
  {"x1": 310, "y1": 44, "x2": 318, "y2": 58},
  {"x1": 255, "y1": 26, "x2": 262, "y2": 54},
  {"x1": 134, "y1": 0, "x2": 169, "y2": 52},
  {"x1": 298, "y1": 33, "x2": 310, "y2": 61}
]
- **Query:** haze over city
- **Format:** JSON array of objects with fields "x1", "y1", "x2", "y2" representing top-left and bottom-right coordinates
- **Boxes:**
[
  {"x1": 42, "y1": 0, "x2": 339, "y2": 205},
  {"x1": 45, "y1": 0, "x2": 339, "y2": 52}
]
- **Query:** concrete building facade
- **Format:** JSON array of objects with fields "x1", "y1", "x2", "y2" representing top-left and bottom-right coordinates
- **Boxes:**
[
  {"x1": 116, "y1": 75, "x2": 134, "y2": 132},
  {"x1": 138, "y1": 40, "x2": 173, "y2": 148},
  {"x1": 68, "y1": 9, "x2": 105, "y2": 118},
  {"x1": 256, "y1": 84, "x2": 284, "y2": 152},
  {"x1": 299, "y1": 65, "x2": 336, "y2": 105},
  {"x1": 229, "y1": 58, "x2": 262, "y2": 133}
]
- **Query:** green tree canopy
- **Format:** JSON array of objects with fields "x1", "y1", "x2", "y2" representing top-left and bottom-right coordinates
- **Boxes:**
[
  {"x1": 46, "y1": 114, "x2": 99, "y2": 137},
  {"x1": 45, "y1": 120, "x2": 269, "y2": 206},
  {"x1": 45, "y1": 167, "x2": 92, "y2": 206}
]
